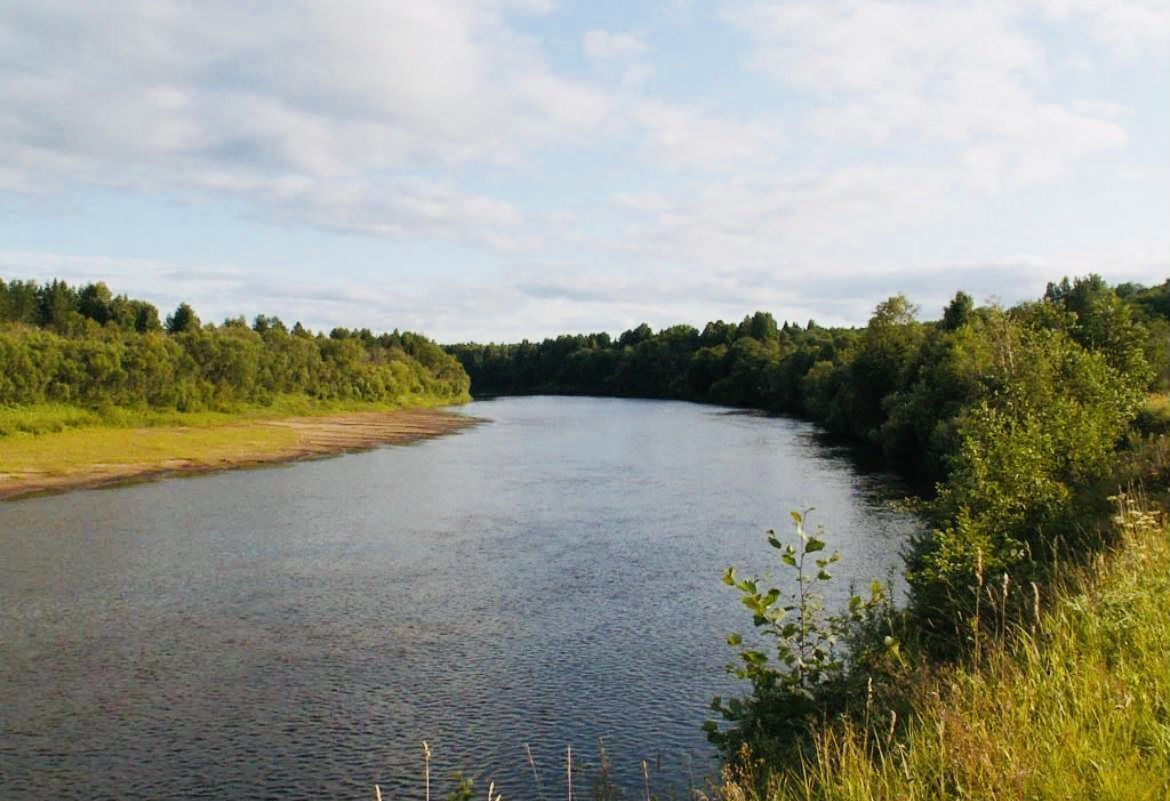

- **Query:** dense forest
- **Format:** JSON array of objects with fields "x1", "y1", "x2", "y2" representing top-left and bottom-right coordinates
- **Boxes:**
[
  {"x1": 0, "y1": 278, "x2": 470, "y2": 411},
  {"x1": 450, "y1": 277, "x2": 1167, "y2": 484},
  {"x1": 450, "y1": 275, "x2": 1170, "y2": 763}
]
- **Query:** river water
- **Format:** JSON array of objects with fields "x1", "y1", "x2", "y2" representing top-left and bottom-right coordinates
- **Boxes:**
[{"x1": 0, "y1": 396, "x2": 919, "y2": 800}]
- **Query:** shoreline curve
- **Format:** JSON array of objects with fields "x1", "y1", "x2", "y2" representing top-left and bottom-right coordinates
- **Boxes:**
[{"x1": 0, "y1": 408, "x2": 484, "y2": 501}]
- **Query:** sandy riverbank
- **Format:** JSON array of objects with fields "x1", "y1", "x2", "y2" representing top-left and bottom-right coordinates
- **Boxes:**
[{"x1": 0, "y1": 408, "x2": 482, "y2": 501}]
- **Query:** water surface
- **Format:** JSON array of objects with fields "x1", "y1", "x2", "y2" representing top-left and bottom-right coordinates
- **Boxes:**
[{"x1": 0, "y1": 397, "x2": 919, "y2": 799}]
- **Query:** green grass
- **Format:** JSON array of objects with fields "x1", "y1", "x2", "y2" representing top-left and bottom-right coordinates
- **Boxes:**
[
  {"x1": 0, "y1": 424, "x2": 302, "y2": 477},
  {"x1": 0, "y1": 393, "x2": 463, "y2": 437},
  {"x1": 0, "y1": 394, "x2": 467, "y2": 481},
  {"x1": 716, "y1": 496, "x2": 1170, "y2": 801},
  {"x1": 0, "y1": 403, "x2": 105, "y2": 436}
]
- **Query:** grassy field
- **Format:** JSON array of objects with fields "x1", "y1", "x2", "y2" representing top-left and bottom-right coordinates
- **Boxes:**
[
  {"x1": 715, "y1": 495, "x2": 1170, "y2": 801},
  {"x1": 0, "y1": 396, "x2": 475, "y2": 496},
  {"x1": 0, "y1": 424, "x2": 302, "y2": 477}
]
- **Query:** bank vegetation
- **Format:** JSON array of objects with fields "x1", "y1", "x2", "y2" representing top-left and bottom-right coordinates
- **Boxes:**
[
  {"x1": 0, "y1": 278, "x2": 473, "y2": 495},
  {"x1": 0, "y1": 277, "x2": 470, "y2": 429}
]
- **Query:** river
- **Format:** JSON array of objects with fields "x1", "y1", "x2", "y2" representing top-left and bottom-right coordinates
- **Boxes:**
[{"x1": 0, "y1": 396, "x2": 920, "y2": 800}]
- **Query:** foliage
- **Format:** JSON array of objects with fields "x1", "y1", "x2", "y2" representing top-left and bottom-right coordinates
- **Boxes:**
[
  {"x1": 905, "y1": 315, "x2": 1146, "y2": 653},
  {"x1": 1134, "y1": 393, "x2": 1170, "y2": 437},
  {"x1": 939, "y1": 290, "x2": 973, "y2": 332},
  {"x1": 165, "y1": 302, "x2": 200, "y2": 333},
  {"x1": 706, "y1": 512, "x2": 896, "y2": 763},
  {"x1": 708, "y1": 498, "x2": 1170, "y2": 801},
  {"x1": 0, "y1": 278, "x2": 161, "y2": 333},
  {"x1": 0, "y1": 277, "x2": 471, "y2": 419}
]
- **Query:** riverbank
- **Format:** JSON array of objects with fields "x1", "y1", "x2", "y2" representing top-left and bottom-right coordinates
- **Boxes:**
[
  {"x1": 0, "y1": 407, "x2": 481, "y2": 500},
  {"x1": 719, "y1": 496, "x2": 1170, "y2": 801}
]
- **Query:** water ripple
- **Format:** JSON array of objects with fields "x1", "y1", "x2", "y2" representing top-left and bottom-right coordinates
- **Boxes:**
[{"x1": 0, "y1": 397, "x2": 920, "y2": 799}]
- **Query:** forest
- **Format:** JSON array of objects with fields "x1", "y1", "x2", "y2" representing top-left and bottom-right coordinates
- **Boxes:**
[{"x1": 0, "y1": 278, "x2": 471, "y2": 414}]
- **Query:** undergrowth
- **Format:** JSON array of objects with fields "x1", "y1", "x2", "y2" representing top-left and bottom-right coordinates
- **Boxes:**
[{"x1": 707, "y1": 493, "x2": 1170, "y2": 801}]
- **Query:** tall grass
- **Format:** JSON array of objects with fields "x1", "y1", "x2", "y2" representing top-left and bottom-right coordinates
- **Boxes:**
[{"x1": 710, "y1": 494, "x2": 1170, "y2": 801}]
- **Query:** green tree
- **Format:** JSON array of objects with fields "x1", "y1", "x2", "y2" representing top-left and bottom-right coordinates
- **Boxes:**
[
  {"x1": 165, "y1": 302, "x2": 201, "y2": 333},
  {"x1": 940, "y1": 290, "x2": 974, "y2": 331},
  {"x1": 36, "y1": 280, "x2": 79, "y2": 332},
  {"x1": 77, "y1": 282, "x2": 114, "y2": 325}
]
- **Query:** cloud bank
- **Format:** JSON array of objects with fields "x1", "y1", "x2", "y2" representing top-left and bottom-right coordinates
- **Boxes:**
[{"x1": 1, "y1": 0, "x2": 1166, "y2": 339}]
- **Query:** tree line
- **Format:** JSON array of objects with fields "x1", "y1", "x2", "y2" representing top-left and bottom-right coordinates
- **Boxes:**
[
  {"x1": 0, "y1": 278, "x2": 471, "y2": 411},
  {"x1": 449, "y1": 275, "x2": 1170, "y2": 657}
]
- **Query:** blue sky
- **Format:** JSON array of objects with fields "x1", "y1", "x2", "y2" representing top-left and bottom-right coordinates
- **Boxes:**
[{"x1": 1, "y1": 0, "x2": 1167, "y2": 341}]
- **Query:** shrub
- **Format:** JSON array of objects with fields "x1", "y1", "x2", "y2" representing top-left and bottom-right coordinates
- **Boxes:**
[{"x1": 706, "y1": 511, "x2": 897, "y2": 764}]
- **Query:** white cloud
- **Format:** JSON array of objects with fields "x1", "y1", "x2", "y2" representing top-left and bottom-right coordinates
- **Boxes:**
[
  {"x1": 724, "y1": 1, "x2": 1129, "y2": 184},
  {"x1": 621, "y1": 63, "x2": 658, "y2": 89},
  {"x1": 0, "y1": 249, "x2": 504, "y2": 338},
  {"x1": 0, "y1": 0, "x2": 1164, "y2": 340},
  {"x1": 631, "y1": 101, "x2": 785, "y2": 169},
  {"x1": 582, "y1": 29, "x2": 656, "y2": 88},
  {"x1": 5, "y1": 237, "x2": 1167, "y2": 342},
  {"x1": 613, "y1": 163, "x2": 953, "y2": 269},
  {"x1": 261, "y1": 177, "x2": 527, "y2": 247},
  {"x1": 582, "y1": 30, "x2": 648, "y2": 62},
  {"x1": 610, "y1": 192, "x2": 672, "y2": 213},
  {"x1": 727, "y1": 2, "x2": 1043, "y2": 94},
  {"x1": 0, "y1": 1, "x2": 610, "y2": 246},
  {"x1": 0, "y1": 2, "x2": 805, "y2": 243},
  {"x1": 1029, "y1": 0, "x2": 1170, "y2": 56}
]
